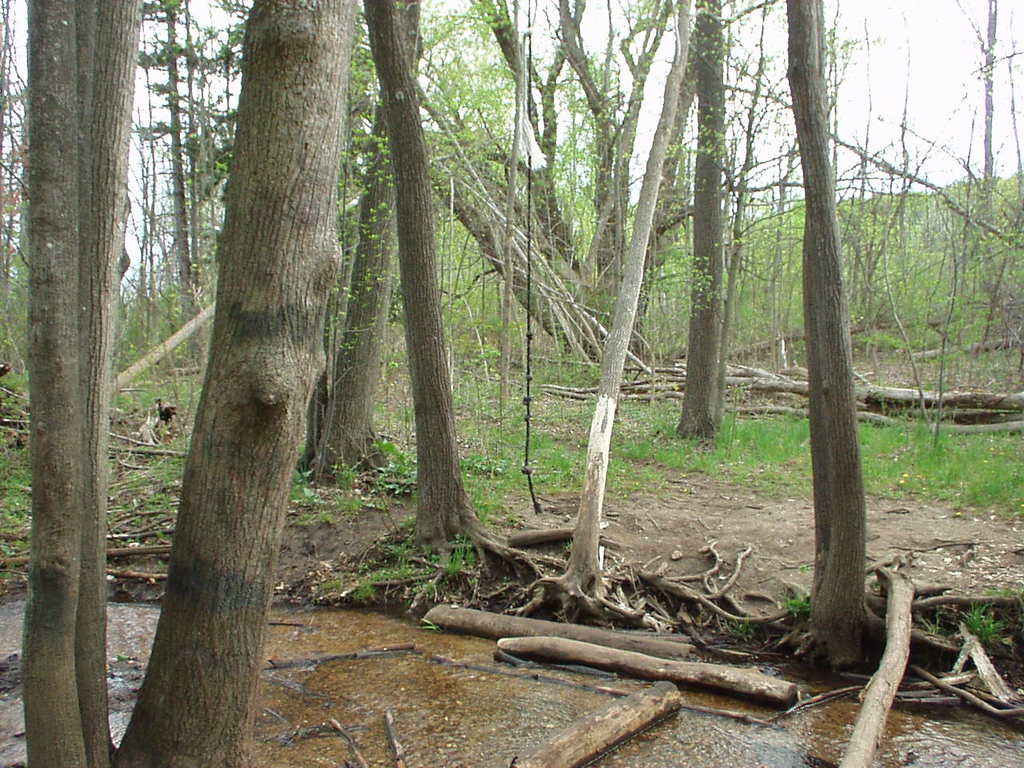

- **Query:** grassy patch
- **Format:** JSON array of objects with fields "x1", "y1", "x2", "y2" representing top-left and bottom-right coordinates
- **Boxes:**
[{"x1": 0, "y1": 448, "x2": 31, "y2": 559}]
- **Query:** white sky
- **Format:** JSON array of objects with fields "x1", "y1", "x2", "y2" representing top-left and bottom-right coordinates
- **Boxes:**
[
  {"x1": 5, "y1": 0, "x2": 1021, "y2": 191},
  {"x1": 836, "y1": 0, "x2": 1022, "y2": 184}
]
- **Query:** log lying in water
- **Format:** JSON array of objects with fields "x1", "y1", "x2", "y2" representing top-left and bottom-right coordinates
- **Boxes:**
[
  {"x1": 839, "y1": 568, "x2": 914, "y2": 768},
  {"x1": 423, "y1": 605, "x2": 693, "y2": 659},
  {"x1": 512, "y1": 680, "x2": 681, "y2": 768},
  {"x1": 496, "y1": 636, "x2": 798, "y2": 707}
]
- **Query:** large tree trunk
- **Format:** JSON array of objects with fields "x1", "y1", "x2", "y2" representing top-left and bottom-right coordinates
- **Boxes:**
[
  {"x1": 535, "y1": 0, "x2": 692, "y2": 618},
  {"x1": 115, "y1": 3, "x2": 357, "y2": 766},
  {"x1": 786, "y1": 0, "x2": 867, "y2": 668},
  {"x1": 24, "y1": 2, "x2": 142, "y2": 766},
  {"x1": 24, "y1": 3, "x2": 87, "y2": 764},
  {"x1": 365, "y1": 0, "x2": 486, "y2": 555},
  {"x1": 677, "y1": 0, "x2": 724, "y2": 442},
  {"x1": 164, "y1": 4, "x2": 196, "y2": 322},
  {"x1": 75, "y1": 3, "x2": 144, "y2": 765},
  {"x1": 313, "y1": 107, "x2": 395, "y2": 478}
]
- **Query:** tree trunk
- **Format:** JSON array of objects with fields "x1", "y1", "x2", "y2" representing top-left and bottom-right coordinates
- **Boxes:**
[
  {"x1": 786, "y1": 0, "x2": 867, "y2": 668},
  {"x1": 24, "y1": 2, "x2": 142, "y2": 766},
  {"x1": 677, "y1": 0, "x2": 724, "y2": 442},
  {"x1": 313, "y1": 107, "x2": 395, "y2": 478},
  {"x1": 115, "y1": 3, "x2": 357, "y2": 766},
  {"x1": 75, "y1": 3, "x2": 144, "y2": 765},
  {"x1": 163, "y1": 4, "x2": 195, "y2": 323},
  {"x1": 365, "y1": 0, "x2": 485, "y2": 555},
  {"x1": 24, "y1": 3, "x2": 87, "y2": 764},
  {"x1": 556, "y1": 0, "x2": 692, "y2": 615}
]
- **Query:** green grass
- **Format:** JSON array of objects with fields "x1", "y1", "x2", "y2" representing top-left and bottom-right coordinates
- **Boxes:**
[
  {"x1": 0, "y1": 450, "x2": 31, "y2": 559},
  {"x1": 444, "y1": 376, "x2": 1023, "y2": 517},
  {"x1": 961, "y1": 604, "x2": 1007, "y2": 645}
]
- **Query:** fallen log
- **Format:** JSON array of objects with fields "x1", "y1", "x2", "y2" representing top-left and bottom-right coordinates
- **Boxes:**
[
  {"x1": 912, "y1": 337, "x2": 1021, "y2": 360},
  {"x1": 839, "y1": 568, "x2": 914, "y2": 768},
  {"x1": 956, "y1": 624, "x2": 1024, "y2": 706},
  {"x1": 114, "y1": 303, "x2": 215, "y2": 391},
  {"x1": 497, "y1": 636, "x2": 798, "y2": 706},
  {"x1": 423, "y1": 606, "x2": 693, "y2": 659},
  {"x1": 511, "y1": 681, "x2": 681, "y2": 768},
  {"x1": 910, "y1": 664, "x2": 1024, "y2": 720},
  {"x1": 508, "y1": 528, "x2": 619, "y2": 550}
]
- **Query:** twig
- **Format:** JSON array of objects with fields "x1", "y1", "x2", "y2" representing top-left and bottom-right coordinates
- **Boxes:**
[
  {"x1": 106, "y1": 568, "x2": 167, "y2": 581},
  {"x1": 909, "y1": 664, "x2": 1024, "y2": 720},
  {"x1": 768, "y1": 685, "x2": 862, "y2": 722},
  {"x1": 708, "y1": 545, "x2": 752, "y2": 599},
  {"x1": 109, "y1": 445, "x2": 187, "y2": 457},
  {"x1": 384, "y1": 709, "x2": 407, "y2": 768},
  {"x1": 328, "y1": 718, "x2": 369, "y2": 768}
]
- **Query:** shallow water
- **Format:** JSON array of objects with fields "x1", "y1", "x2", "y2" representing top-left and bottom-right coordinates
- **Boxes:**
[
  {"x1": 1, "y1": 603, "x2": 1022, "y2": 767},
  {"x1": 256, "y1": 610, "x2": 1024, "y2": 768}
]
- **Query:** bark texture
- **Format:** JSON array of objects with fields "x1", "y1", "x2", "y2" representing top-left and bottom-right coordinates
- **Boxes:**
[
  {"x1": 677, "y1": 0, "x2": 725, "y2": 442},
  {"x1": 24, "y1": 2, "x2": 87, "y2": 764},
  {"x1": 786, "y1": 0, "x2": 867, "y2": 667},
  {"x1": 76, "y1": 3, "x2": 144, "y2": 764},
  {"x1": 365, "y1": 0, "x2": 483, "y2": 554},
  {"x1": 313, "y1": 108, "x2": 394, "y2": 478},
  {"x1": 24, "y1": 1, "x2": 142, "y2": 765},
  {"x1": 115, "y1": 3, "x2": 357, "y2": 766},
  {"x1": 557, "y1": 0, "x2": 693, "y2": 614}
]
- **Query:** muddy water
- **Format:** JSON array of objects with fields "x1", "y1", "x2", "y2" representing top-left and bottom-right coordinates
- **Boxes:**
[
  {"x1": 257, "y1": 610, "x2": 1023, "y2": 768},
  {"x1": 1, "y1": 603, "x2": 1022, "y2": 767}
]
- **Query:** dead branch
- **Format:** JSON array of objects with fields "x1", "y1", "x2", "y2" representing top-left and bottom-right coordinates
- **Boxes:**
[
  {"x1": 910, "y1": 664, "x2": 1024, "y2": 720},
  {"x1": 956, "y1": 624, "x2": 1023, "y2": 706},
  {"x1": 913, "y1": 337, "x2": 1022, "y2": 360},
  {"x1": 508, "y1": 528, "x2": 619, "y2": 550},
  {"x1": 115, "y1": 303, "x2": 215, "y2": 392},
  {"x1": 423, "y1": 605, "x2": 693, "y2": 659},
  {"x1": 511, "y1": 681, "x2": 681, "y2": 768},
  {"x1": 105, "y1": 568, "x2": 167, "y2": 581},
  {"x1": 839, "y1": 568, "x2": 915, "y2": 768},
  {"x1": 911, "y1": 594, "x2": 1022, "y2": 613},
  {"x1": 497, "y1": 636, "x2": 799, "y2": 706},
  {"x1": 0, "y1": 543, "x2": 174, "y2": 568},
  {"x1": 328, "y1": 719, "x2": 369, "y2": 768},
  {"x1": 384, "y1": 709, "x2": 406, "y2": 768},
  {"x1": 768, "y1": 685, "x2": 862, "y2": 723}
]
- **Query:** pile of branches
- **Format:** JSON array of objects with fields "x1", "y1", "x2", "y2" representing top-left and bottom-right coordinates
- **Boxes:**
[{"x1": 543, "y1": 362, "x2": 1024, "y2": 433}]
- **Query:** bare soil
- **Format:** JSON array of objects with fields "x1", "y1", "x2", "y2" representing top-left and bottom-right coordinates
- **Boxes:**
[{"x1": 274, "y1": 475, "x2": 1024, "y2": 614}]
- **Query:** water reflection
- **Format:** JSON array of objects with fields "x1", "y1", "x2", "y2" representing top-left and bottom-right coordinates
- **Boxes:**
[
  {"x1": 258, "y1": 610, "x2": 1024, "y2": 768},
  {"x1": 0, "y1": 602, "x2": 1020, "y2": 767}
]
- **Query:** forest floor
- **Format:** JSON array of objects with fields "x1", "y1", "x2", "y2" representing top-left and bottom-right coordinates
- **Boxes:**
[
  {"x1": 2, "y1": 355, "x2": 1023, "y2": 694},
  {"x1": 268, "y1": 475, "x2": 1024, "y2": 622}
]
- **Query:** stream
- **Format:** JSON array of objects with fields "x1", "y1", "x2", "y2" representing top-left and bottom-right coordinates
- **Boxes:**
[{"x1": 1, "y1": 601, "x2": 1021, "y2": 766}]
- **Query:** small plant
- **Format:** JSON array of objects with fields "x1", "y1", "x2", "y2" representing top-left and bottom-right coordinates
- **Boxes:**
[
  {"x1": 351, "y1": 580, "x2": 377, "y2": 603},
  {"x1": 784, "y1": 593, "x2": 811, "y2": 620},
  {"x1": 727, "y1": 618, "x2": 755, "y2": 641},
  {"x1": 290, "y1": 469, "x2": 322, "y2": 505},
  {"x1": 444, "y1": 535, "x2": 477, "y2": 577},
  {"x1": 961, "y1": 604, "x2": 1006, "y2": 645},
  {"x1": 372, "y1": 440, "x2": 417, "y2": 496}
]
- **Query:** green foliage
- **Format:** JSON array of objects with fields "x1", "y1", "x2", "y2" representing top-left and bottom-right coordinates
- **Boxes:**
[
  {"x1": 726, "y1": 619, "x2": 756, "y2": 641},
  {"x1": 445, "y1": 534, "x2": 477, "y2": 576},
  {"x1": 0, "y1": 448, "x2": 31, "y2": 560},
  {"x1": 372, "y1": 440, "x2": 417, "y2": 496},
  {"x1": 784, "y1": 593, "x2": 811, "y2": 620},
  {"x1": 961, "y1": 605, "x2": 1006, "y2": 646}
]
